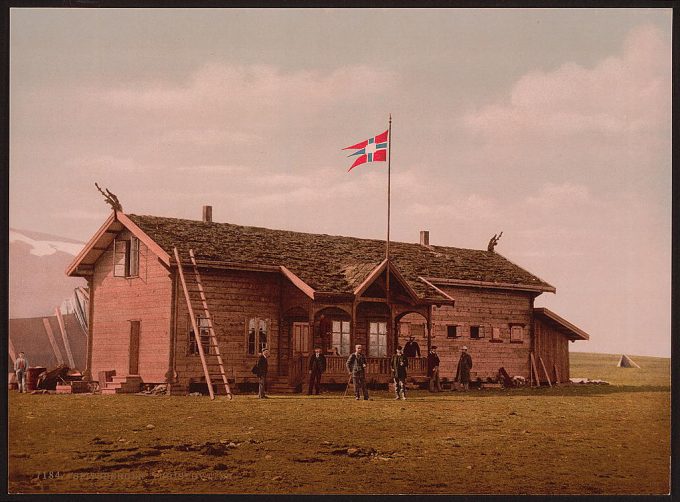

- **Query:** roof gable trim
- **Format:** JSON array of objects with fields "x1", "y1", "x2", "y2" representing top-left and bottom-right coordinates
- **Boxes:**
[
  {"x1": 280, "y1": 266, "x2": 315, "y2": 300},
  {"x1": 66, "y1": 211, "x2": 171, "y2": 277},
  {"x1": 534, "y1": 307, "x2": 590, "y2": 340}
]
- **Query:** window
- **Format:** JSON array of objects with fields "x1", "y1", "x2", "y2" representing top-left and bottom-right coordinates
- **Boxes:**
[
  {"x1": 247, "y1": 318, "x2": 268, "y2": 355},
  {"x1": 470, "y1": 325, "x2": 484, "y2": 339},
  {"x1": 369, "y1": 321, "x2": 387, "y2": 357},
  {"x1": 510, "y1": 325, "x2": 524, "y2": 342},
  {"x1": 447, "y1": 325, "x2": 459, "y2": 338},
  {"x1": 410, "y1": 323, "x2": 425, "y2": 337},
  {"x1": 491, "y1": 326, "x2": 503, "y2": 342},
  {"x1": 188, "y1": 316, "x2": 211, "y2": 355},
  {"x1": 332, "y1": 320, "x2": 351, "y2": 356},
  {"x1": 113, "y1": 237, "x2": 140, "y2": 277}
]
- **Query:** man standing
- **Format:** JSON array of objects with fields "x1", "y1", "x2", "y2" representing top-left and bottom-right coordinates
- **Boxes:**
[
  {"x1": 427, "y1": 346, "x2": 442, "y2": 392},
  {"x1": 391, "y1": 346, "x2": 408, "y2": 400},
  {"x1": 256, "y1": 348, "x2": 270, "y2": 398},
  {"x1": 455, "y1": 346, "x2": 473, "y2": 391},
  {"x1": 346, "y1": 344, "x2": 369, "y2": 400},
  {"x1": 14, "y1": 351, "x2": 28, "y2": 393},
  {"x1": 308, "y1": 347, "x2": 327, "y2": 395},
  {"x1": 403, "y1": 336, "x2": 421, "y2": 358}
]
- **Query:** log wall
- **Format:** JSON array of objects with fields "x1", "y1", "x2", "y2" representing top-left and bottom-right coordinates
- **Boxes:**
[
  {"x1": 431, "y1": 286, "x2": 534, "y2": 381},
  {"x1": 173, "y1": 268, "x2": 281, "y2": 390}
]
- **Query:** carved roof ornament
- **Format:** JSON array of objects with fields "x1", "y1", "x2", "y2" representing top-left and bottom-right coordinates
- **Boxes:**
[
  {"x1": 95, "y1": 182, "x2": 123, "y2": 212},
  {"x1": 487, "y1": 231, "x2": 503, "y2": 252}
]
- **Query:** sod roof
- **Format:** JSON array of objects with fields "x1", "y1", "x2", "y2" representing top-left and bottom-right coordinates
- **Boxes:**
[{"x1": 128, "y1": 214, "x2": 555, "y2": 300}]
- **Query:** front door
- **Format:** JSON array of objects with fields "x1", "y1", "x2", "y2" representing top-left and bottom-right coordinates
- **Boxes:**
[
  {"x1": 129, "y1": 320, "x2": 140, "y2": 375},
  {"x1": 292, "y1": 322, "x2": 310, "y2": 356}
]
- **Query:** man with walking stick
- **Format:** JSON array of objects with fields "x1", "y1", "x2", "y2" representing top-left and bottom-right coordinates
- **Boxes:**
[{"x1": 346, "y1": 344, "x2": 369, "y2": 400}]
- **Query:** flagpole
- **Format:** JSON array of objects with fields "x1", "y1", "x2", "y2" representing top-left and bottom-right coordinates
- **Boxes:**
[{"x1": 386, "y1": 114, "x2": 392, "y2": 301}]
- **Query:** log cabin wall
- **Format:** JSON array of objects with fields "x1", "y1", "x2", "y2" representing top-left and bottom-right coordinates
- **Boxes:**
[
  {"x1": 534, "y1": 318, "x2": 570, "y2": 383},
  {"x1": 431, "y1": 286, "x2": 534, "y2": 381},
  {"x1": 90, "y1": 229, "x2": 172, "y2": 383},
  {"x1": 173, "y1": 268, "x2": 281, "y2": 390}
]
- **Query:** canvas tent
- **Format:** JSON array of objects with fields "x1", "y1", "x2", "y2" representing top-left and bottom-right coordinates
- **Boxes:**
[{"x1": 617, "y1": 354, "x2": 640, "y2": 368}]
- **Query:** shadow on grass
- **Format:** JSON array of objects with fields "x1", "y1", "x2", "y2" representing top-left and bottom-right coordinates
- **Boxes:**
[
  {"x1": 441, "y1": 384, "x2": 670, "y2": 398},
  {"x1": 252, "y1": 384, "x2": 670, "y2": 400}
]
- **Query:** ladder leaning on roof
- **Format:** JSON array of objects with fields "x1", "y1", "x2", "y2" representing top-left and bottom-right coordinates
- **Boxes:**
[{"x1": 173, "y1": 246, "x2": 233, "y2": 400}]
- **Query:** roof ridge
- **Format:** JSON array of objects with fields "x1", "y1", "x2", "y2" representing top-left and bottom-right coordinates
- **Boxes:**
[{"x1": 128, "y1": 213, "x2": 490, "y2": 254}]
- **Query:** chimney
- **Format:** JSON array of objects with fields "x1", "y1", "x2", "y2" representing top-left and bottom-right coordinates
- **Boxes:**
[
  {"x1": 202, "y1": 205, "x2": 213, "y2": 223},
  {"x1": 419, "y1": 230, "x2": 430, "y2": 247}
]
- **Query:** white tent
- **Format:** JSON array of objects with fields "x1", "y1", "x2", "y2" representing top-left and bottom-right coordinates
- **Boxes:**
[{"x1": 617, "y1": 354, "x2": 641, "y2": 368}]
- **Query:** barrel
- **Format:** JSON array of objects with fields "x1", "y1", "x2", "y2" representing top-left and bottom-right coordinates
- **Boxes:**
[{"x1": 26, "y1": 366, "x2": 47, "y2": 392}]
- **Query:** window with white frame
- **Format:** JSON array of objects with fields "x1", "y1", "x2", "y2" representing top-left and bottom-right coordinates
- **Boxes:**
[
  {"x1": 510, "y1": 325, "x2": 524, "y2": 342},
  {"x1": 332, "y1": 320, "x2": 351, "y2": 356},
  {"x1": 188, "y1": 315, "x2": 211, "y2": 355},
  {"x1": 247, "y1": 318, "x2": 268, "y2": 355},
  {"x1": 369, "y1": 321, "x2": 387, "y2": 357},
  {"x1": 113, "y1": 237, "x2": 140, "y2": 277}
]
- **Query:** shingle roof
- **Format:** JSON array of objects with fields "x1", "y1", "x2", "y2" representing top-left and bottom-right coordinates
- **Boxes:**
[{"x1": 128, "y1": 214, "x2": 555, "y2": 299}]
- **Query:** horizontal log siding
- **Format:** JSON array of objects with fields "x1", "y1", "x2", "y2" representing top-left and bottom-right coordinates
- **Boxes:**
[
  {"x1": 90, "y1": 229, "x2": 172, "y2": 383},
  {"x1": 431, "y1": 286, "x2": 533, "y2": 381},
  {"x1": 174, "y1": 268, "x2": 281, "y2": 389}
]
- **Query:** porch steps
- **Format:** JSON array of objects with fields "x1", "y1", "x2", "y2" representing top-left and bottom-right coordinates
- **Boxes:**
[
  {"x1": 267, "y1": 378, "x2": 300, "y2": 394},
  {"x1": 101, "y1": 375, "x2": 143, "y2": 395}
]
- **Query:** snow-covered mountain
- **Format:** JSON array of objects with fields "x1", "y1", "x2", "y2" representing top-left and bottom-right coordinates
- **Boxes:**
[{"x1": 9, "y1": 228, "x2": 87, "y2": 318}]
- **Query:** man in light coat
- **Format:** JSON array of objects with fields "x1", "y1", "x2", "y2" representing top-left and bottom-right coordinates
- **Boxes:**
[{"x1": 14, "y1": 352, "x2": 29, "y2": 393}]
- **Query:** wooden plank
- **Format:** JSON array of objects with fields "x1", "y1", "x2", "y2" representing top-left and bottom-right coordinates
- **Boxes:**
[
  {"x1": 539, "y1": 356, "x2": 552, "y2": 387},
  {"x1": 42, "y1": 317, "x2": 65, "y2": 365},
  {"x1": 8, "y1": 336, "x2": 17, "y2": 363},
  {"x1": 174, "y1": 247, "x2": 214, "y2": 400},
  {"x1": 530, "y1": 352, "x2": 540, "y2": 387},
  {"x1": 553, "y1": 363, "x2": 561, "y2": 385},
  {"x1": 54, "y1": 307, "x2": 76, "y2": 368}
]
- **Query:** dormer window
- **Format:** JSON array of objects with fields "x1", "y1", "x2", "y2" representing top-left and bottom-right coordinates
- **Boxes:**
[{"x1": 113, "y1": 237, "x2": 140, "y2": 277}]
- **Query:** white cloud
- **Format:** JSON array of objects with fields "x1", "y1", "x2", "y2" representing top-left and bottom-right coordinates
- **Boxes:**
[
  {"x1": 464, "y1": 24, "x2": 670, "y2": 141},
  {"x1": 9, "y1": 229, "x2": 84, "y2": 256}
]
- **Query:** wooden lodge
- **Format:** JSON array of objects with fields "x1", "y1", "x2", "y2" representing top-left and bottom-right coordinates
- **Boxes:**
[{"x1": 66, "y1": 207, "x2": 589, "y2": 394}]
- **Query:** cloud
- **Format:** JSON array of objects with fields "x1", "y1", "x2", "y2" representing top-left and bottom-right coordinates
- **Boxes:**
[
  {"x1": 464, "y1": 24, "x2": 670, "y2": 141},
  {"x1": 525, "y1": 182, "x2": 590, "y2": 209}
]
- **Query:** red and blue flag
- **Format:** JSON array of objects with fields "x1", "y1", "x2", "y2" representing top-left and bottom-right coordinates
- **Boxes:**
[{"x1": 343, "y1": 130, "x2": 389, "y2": 172}]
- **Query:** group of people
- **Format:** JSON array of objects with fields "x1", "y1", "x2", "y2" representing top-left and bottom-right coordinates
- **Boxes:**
[{"x1": 254, "y1": 338, "x2": 473, "y2": 400}]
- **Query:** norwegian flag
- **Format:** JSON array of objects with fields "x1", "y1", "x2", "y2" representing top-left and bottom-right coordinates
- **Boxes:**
[{"x1": 343, "y1": 129, "x2": 389, "y2": 172}]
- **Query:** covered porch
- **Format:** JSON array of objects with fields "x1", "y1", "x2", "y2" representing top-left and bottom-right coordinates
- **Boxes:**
[{"x1": 278, "y1": 259, "x2": 454, "y2": 390}]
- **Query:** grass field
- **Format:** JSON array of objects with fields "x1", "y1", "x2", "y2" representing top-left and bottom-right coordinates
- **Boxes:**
[{"x1": 8, "y1": 352, "x2": 670, "y2": 495}]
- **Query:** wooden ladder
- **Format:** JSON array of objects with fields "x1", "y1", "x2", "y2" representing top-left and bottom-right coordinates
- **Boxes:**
[{"x1": 173, "y1": 247, "x2": 233, "y2": 400}]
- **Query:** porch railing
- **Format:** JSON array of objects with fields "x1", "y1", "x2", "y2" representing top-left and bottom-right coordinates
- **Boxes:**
[{"x1": 323, "y1": 356, "x2": 428, "y2": 378}]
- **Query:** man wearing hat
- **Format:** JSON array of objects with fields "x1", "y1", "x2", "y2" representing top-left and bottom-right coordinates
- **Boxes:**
[
  {"x1": 427, "y1": 346, "x2": 442, "y2": 392},
  {"x1": 346, "y1": 344, "x2": 369, "y2": 400},
  {"x1": 391, "y1": 345, "x2": 408, "y2": 400},
  {"x1": 455, "y1": 346, "x2": 473, "y2": 391}
]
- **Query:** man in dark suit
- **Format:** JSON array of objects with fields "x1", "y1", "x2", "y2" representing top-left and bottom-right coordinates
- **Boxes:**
[
  {"x1": 308, "y1": 347, "x2": 327, "y2": 395},
  {"x1": 346, "y1": 344, "x2": 369, "y2": 400},
  {"x1": 455, "y1": 346, "x2": 473, "y2": 391},
  {"x1": 428, "y1": 346, "x2": 442, "y2": 392},
  {"x1": 256, "y1": 348, "x2": 270, "y2": 398},
  {"x1": 403, "y1": 336, "x2": 421, "y2": 358},
  {"x1": 391, "y1": 345, "x2": 408, "y2": 400}
]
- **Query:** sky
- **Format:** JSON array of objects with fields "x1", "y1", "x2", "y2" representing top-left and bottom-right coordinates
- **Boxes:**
[{"x1": 9, "y1": 8, "x2": 672, "y2": 357}]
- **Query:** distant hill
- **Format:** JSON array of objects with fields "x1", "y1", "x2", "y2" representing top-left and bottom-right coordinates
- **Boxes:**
[{"x1": 9, "y1": 228, "x2": 86, "y2": 318}]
